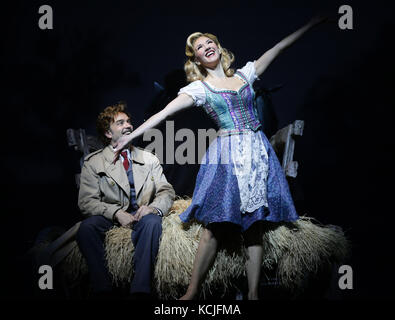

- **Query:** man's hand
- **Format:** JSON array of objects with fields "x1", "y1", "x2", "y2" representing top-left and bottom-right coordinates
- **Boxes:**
[
  {"x1": 115, "y1": 210, "x2": 137, "y2": 227},
  {"x1": 133, "y1": 206, "x2": 157, "y2": 221}
]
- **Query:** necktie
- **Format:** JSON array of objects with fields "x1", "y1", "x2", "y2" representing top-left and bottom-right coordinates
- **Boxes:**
[{"x1": 121, "y1": 151, "x2": 129, "y2": 171}]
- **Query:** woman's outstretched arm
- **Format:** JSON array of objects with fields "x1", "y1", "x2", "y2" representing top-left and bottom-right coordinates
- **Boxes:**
[
  {"x1": 254, "y1": 15, "x2": 328, "y2": 77},
  {"x1": 113, "y1": 93, "x2": 194, "y2": 154}
]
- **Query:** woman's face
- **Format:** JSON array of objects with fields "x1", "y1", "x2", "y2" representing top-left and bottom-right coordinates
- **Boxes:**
[{"x1": 193, "y1": 36, "x2": 221, "y2": 68}]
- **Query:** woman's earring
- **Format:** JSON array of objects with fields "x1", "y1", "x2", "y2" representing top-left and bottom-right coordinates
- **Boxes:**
[
  {"x1": 195, "y1": 61, "x2": 201, "y2": 65},
  {"x1": 218, "y1": 49, "x2": 222, "y2": 55}
]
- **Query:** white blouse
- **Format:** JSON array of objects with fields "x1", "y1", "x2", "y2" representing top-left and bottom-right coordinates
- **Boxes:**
[{"x1": 178, "y1": 61, "x2": 258, "y2": 106}]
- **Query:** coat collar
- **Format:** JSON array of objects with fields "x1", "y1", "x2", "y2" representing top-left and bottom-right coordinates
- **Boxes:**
[
  {"x1": 130, "y1": 146, "x2": 145, "y2": 165},
  {"x1": 102, "y1": 145, "x2": 145, "y2": 165},
  {"x1": 102, "y1": 145, "x2": 149, "y2": 198}
]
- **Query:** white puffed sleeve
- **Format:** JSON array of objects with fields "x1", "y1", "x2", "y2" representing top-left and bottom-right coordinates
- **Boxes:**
[
  {"x1": 237, "y1": 61, "x2": 258, "y2": 85},
  {"x1": 177, "y1": 81, "x2": 206, "y2": 107}
]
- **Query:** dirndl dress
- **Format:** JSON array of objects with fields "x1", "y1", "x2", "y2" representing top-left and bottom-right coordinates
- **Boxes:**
[{"x1": 178, "y1": 62, "x2": 298, "y2": 231}]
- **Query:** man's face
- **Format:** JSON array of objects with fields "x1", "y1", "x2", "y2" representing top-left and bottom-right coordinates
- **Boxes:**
[{"x1": 105, "y1": 112, "x2": 133, "y2": 146}]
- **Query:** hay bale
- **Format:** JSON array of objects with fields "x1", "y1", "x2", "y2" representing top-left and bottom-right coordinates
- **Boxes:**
[
  {"x1": 104, "y1": 227, "x2": 134, "y2": 286},
  {"x1": 102, "y1": 199, "x2": 246, "y2": 299},
  {"x1": 155, "y1": 207, "x2": 246, "y2": 299},
  {"x1": 155, "y1": 211, "x2": 202, "y2": 299},
  {"x1": 61, "y1": 199, "x2": 350, "y2": 298},
  {"x1": 261, "y1": 217, "x2": 350, "y2": 291},
  {"x1": 61, "y1": 241, "x2": 88, "y2": 287}
]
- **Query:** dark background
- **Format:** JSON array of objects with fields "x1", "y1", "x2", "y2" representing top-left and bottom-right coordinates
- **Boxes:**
[{"x1": 1, "y1": 0, "x2": 395, "y2": 300}]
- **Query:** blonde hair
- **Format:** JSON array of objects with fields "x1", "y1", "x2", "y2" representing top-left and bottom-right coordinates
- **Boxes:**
[{"x1": 184, "y1": 32, "x2": 235, "y2": 82}]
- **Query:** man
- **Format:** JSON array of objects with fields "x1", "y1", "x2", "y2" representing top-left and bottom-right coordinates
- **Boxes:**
[{"x1": 76, "y1": 102, "x2": 175, "y2": 299}]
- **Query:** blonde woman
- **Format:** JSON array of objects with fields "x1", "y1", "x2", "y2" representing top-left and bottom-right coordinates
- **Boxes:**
[{"x1": 114, "y1": 16, "x2": 327, "y2": 300}]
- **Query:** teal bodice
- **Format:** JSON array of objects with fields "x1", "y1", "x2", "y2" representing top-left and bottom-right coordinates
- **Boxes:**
[{"x1": 200, "y1": 71, "x2": 261, "y2": 133}]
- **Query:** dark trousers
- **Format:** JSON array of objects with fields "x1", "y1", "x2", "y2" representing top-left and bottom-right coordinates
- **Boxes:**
[{"x1": 76, "y1": 213, "x2": 162, "y2": 294}]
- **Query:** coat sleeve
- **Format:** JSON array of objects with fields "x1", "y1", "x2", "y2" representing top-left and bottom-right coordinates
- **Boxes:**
[
  {"x1": 78, "y1": 160, "x2": 122, "y2": 221},
  {"x1": 148, "y1": 156, "x2": 175, "y2": 216}
]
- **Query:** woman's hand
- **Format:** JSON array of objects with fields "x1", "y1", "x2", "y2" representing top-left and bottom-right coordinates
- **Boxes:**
[
  {"x1": 110, "y1": 94, "x2": 194, "y2": 164},
  {"x1": 309, "y1": 14, "x2": 328, "y2": 26},
  {"x1": 255, "y1": 14, "x2": 329, "y2": 77},
  {"x1": 112, "y1": 133, "x2": 133, "y2": 163},
  {"x1": 309, "y1": 13, "x2": 337, "y2": 27}
]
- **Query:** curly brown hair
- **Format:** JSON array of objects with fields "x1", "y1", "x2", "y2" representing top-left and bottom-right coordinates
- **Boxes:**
[{"x1": 96, "y1": 101, "x2": 131, "y2": 145}]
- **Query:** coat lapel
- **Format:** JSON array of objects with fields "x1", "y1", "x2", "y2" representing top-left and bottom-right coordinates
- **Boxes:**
[
  {"x1": 131, "y1": 147, "x2": 149, "y2": 198},
  {"x1": 102, "y1": 145, "x2": 130, "y2": 197}
]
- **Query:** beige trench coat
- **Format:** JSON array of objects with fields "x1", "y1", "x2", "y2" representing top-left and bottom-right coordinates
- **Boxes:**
[
  {"x1": 78, "y1": 145, "x2": 175, "y2": 220},
  {"x1": 37, "y1": 145, "x2": 175, "y2": 267}
]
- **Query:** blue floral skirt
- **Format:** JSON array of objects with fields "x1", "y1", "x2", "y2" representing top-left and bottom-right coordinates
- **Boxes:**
[{"x1": 179, "y1": 130, "x2": 299, "y2": 231}]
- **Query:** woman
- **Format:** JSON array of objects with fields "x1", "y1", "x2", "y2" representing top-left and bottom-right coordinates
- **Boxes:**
[{"x1": 114, "y1": 16, "x2": 327, "y2": 300}]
